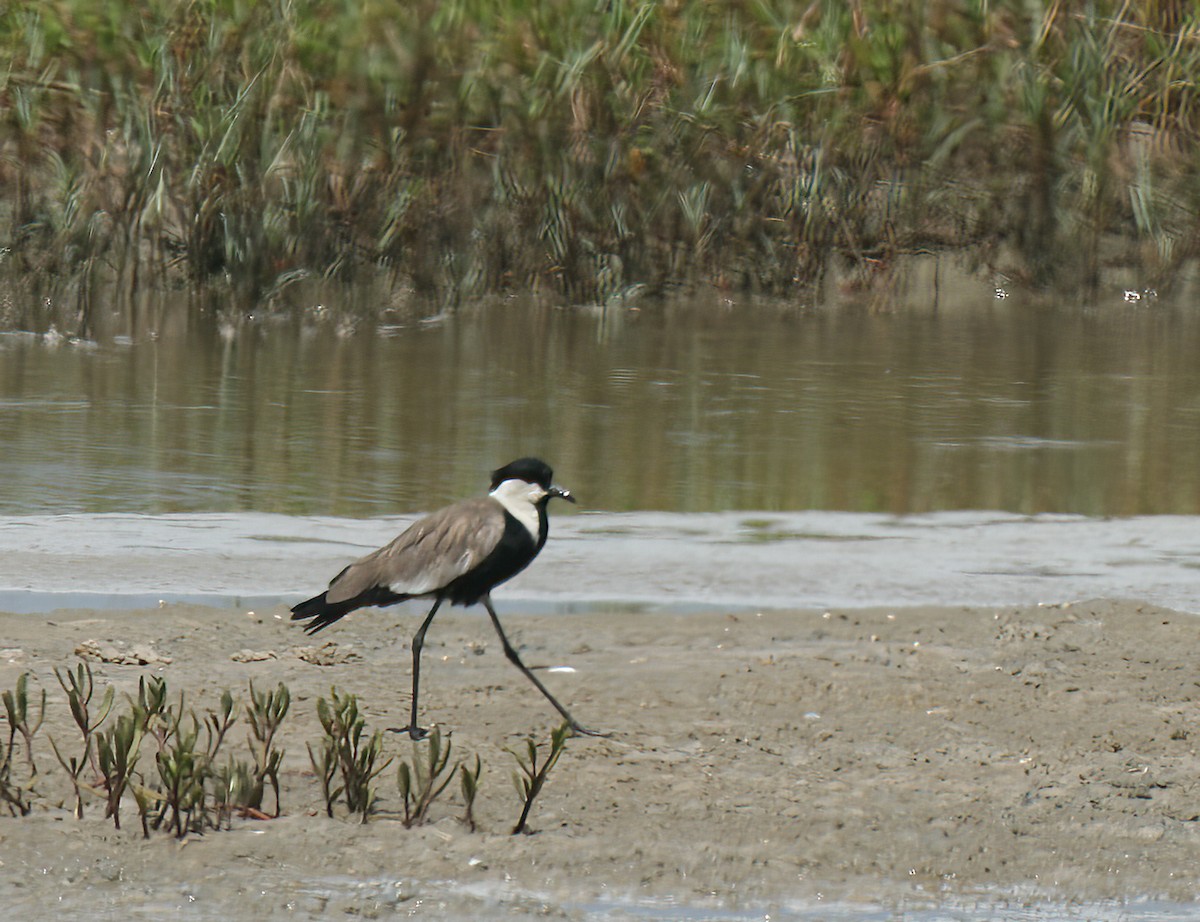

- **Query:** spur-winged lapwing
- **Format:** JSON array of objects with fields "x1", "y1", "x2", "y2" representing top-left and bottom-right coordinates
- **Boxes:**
[{"x1": 291, "y1": 457, "x2": 596, "y2": 738}]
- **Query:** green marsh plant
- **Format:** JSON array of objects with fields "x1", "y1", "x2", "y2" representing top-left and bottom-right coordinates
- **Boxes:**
[
  {"x1": 131, "y1": 674, "x2": 171, "y2": 742},
  {"x1": 395, "y1": 726, "x2": 458, "y2": 828},
  {"x1": 458, "y1": 753, "x2": 483, "y2": 832},
  {"x1": 96, "y1": 711, "x2": 142, "y2": 831},
  {"x1": 48, "y1": 661, "x2": 114, "y2": 818},
  {"x1": 0, "y1": 731, "x2": 31, "y2": 816},
  {"x1": 244, "y1": 680, "x2": 290, "y2": 817},
  {"x1": 507, "y1": 721, "x2": 571, "y2": 835},
  {"x1": 1, "y1": 671, "x2": 297, "y2": 834},
  {"x1": 309, "y1": 688, "x2": 391, "y2": 822},
  {"x1": 2, "y1": 672, "x2": 45, "y2": 780},
  {"x1": 154, "y1": 709, "x2": 209, "y2": 837},
  {"x1": 148, "y1": 690, "x2": 238, "y2": 838},
  {"x1": 0, "y1": 673, "x2": 44, "y2": 816},
  {"x1": 204, "y1": 689, "x2": 239, "y2": 759},
  {"x1": 211, "y1": 757, "x2": 256, "y2": 830}
]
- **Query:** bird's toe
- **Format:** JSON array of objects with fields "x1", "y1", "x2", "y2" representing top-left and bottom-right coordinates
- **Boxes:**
[
  {"x1": 570, "y1": 722, "x2": 610, "y2": 739},
  {"x1": 385, "y1": 724, "x2": 431, "y2": 741}
]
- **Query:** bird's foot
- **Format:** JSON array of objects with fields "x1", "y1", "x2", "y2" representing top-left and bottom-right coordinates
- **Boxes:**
[
  {"x1": 385, "y1": 724, "x2": 431, "y2": 741},
  {"x1": 569, "y1": 722, "x2": 610, "y2": 739}
]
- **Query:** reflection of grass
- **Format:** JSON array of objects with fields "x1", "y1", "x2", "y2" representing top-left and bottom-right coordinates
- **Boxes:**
[
  {"x1": 2, "y1": 2, "x2": 1197, "y2": 311},
  {"x1": 577, "y1": 527, "x2": 636, "y2": 537},
  {"x1": 738, "y1": 531, "x2": 882, "y2": 544},
  {"x1": 555, "y1": 602, "x2": 658, "y2": 616},
  {"x1": 740, "y1": 519, "x2": 776, "y2": 531},
  {"x1": 738, "y1": 520, "x2": 886, "y2": 544}
]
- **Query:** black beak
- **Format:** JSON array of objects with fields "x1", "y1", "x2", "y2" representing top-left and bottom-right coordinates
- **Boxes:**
[{"x1": 549, "y1": 484, "x2": 577, "y2": 504}]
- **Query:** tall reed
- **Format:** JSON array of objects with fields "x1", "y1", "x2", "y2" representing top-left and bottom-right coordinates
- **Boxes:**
[{"x1": 1, "y1": 1, "x2": 1196, "y2": 309}]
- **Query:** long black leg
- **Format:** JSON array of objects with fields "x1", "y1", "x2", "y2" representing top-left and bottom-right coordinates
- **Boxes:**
[
  {"x1": 482, "y1": 595, "x2": 602, "y2": 737},
  {"x1": 388, "y1": 597, "x2": 443, "y2": 740}
]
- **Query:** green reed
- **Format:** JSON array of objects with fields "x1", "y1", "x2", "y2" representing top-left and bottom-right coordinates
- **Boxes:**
[{"x1": 1, "y1": 1, "x2": 1197, "y2": 311}]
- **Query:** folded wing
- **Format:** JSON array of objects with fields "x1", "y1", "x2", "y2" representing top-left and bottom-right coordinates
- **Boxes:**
[{"x1": 326, "y1": 496, "x2": 506, "y2": 604}]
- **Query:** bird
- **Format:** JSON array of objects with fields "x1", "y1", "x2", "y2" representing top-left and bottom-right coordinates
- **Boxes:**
[{"x1": 290, "y1": 457, "x2": 597, "y2": 739}]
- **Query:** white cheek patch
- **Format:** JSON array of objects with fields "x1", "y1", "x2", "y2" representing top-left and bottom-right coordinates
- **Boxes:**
[{"x1": 490, "y1": 479, "x2": 543, "y2": 540}]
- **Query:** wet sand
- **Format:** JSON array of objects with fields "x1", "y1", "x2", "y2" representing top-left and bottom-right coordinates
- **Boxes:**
[{"x1": 2, "y1": 598, "x2": 1199, "y2": 919}]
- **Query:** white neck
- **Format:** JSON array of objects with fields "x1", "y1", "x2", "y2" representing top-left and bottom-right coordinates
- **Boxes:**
[{"x1": 489, "y1": 478, "x2": 546, "y2": 540}]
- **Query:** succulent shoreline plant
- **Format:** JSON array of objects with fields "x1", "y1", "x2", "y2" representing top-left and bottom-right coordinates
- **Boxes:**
[
  {"x1": 508, "y1": 722, "x2": 572, "y2": 835},
  {"x1": 4, "y1": 667, "x2": 586, "y2": 839},
  {"x1": 396, "y1": 727, "x2": 458, "y2": 828},
  {"x1": 309, "y1": 687, "x2": 391, "y2": 823}
]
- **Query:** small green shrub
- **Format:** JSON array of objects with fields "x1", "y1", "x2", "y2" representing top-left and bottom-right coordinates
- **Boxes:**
[
  {"x1": 395, "y1": 727, "x2": 457, "y2": 828},
  {"x1": 309, "y1": 688, "x2": 391, "y2": 822},
  {"x1": 459, "y1": 754, "x2": 483, "y2": 832},
  {"x1": 1, "y1": 673, "x2": 44, "y2": 816},
  {"x1": 96, "y1": 712, "x2": 142, "y2": 831},
  {"x1": 508, "y1": 721, "x2": 571, "y2": 835},
  {"x1": 48, "y1": 661, "x2": 115, "y2": 818},
  {"x1": 245, "y1": 680, "x2": 290, "y2": 817}
]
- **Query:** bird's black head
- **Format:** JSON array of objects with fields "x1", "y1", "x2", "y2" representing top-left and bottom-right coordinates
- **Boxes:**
[{"x1": 491, "y1": 457, "x2": 576, "y2": 503}]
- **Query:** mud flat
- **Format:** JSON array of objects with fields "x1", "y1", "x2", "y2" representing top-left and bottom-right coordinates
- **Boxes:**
[{"x1": 1, "y1": 598, "x2": 1198, "y2": 919}]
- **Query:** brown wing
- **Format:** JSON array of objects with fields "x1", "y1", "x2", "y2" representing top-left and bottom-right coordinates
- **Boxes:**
[{"x1": 325, "y1": 496, "x2": 505, "y2": 604}]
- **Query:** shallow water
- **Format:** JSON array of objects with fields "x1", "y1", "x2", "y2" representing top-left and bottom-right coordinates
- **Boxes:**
[
  {"x1": 7, "y1": 864, "x2": 1197, "y2": 921},
  {"x1": 574, "y1": 895, "x2": 1200, "y2": 921},
  {"x1": 1, "y1": 510, "x2": 1197, "y2": 615},
  {"x1": 2, "y1": 261, "x2": 1200, "y2": 518},
  {"x1": 4, "y1": 267, "x2": 1200, "y2": 921}
]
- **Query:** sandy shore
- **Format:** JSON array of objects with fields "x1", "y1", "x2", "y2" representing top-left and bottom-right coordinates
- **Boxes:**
[{"x1": 2, "y1": 598, "x2": 1199, "y2": 919}]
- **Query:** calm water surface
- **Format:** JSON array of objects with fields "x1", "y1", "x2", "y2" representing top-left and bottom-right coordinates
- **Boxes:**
[
  {"x1": 1, "y1": 261, "x2": 1199, "y2": 517},
  {"x1": 4, "y1": 273, "x2": 1200, "y2": 921}
]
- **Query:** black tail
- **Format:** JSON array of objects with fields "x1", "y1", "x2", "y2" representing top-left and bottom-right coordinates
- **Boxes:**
[
  {"x1": 290, "y1": 585, "x2": 411, "y2": 634},
  {"x1": 291, "y1": 593, "x2": 349, "y2": 634}
]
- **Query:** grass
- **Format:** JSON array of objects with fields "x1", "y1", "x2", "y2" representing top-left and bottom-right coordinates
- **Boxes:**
[{"x1": 0, "y1": 1, "x2": 1197, "y2": 312}]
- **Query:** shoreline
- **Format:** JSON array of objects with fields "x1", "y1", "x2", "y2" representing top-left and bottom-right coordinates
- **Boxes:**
[{"x1": 3, "y1": 510, "x2": 1200, "y2": 615}]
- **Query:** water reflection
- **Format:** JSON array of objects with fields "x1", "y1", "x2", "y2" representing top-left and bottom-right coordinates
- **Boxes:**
[{"x1": 1, "y1": 262, "x2": 1199, "y2": 516}]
